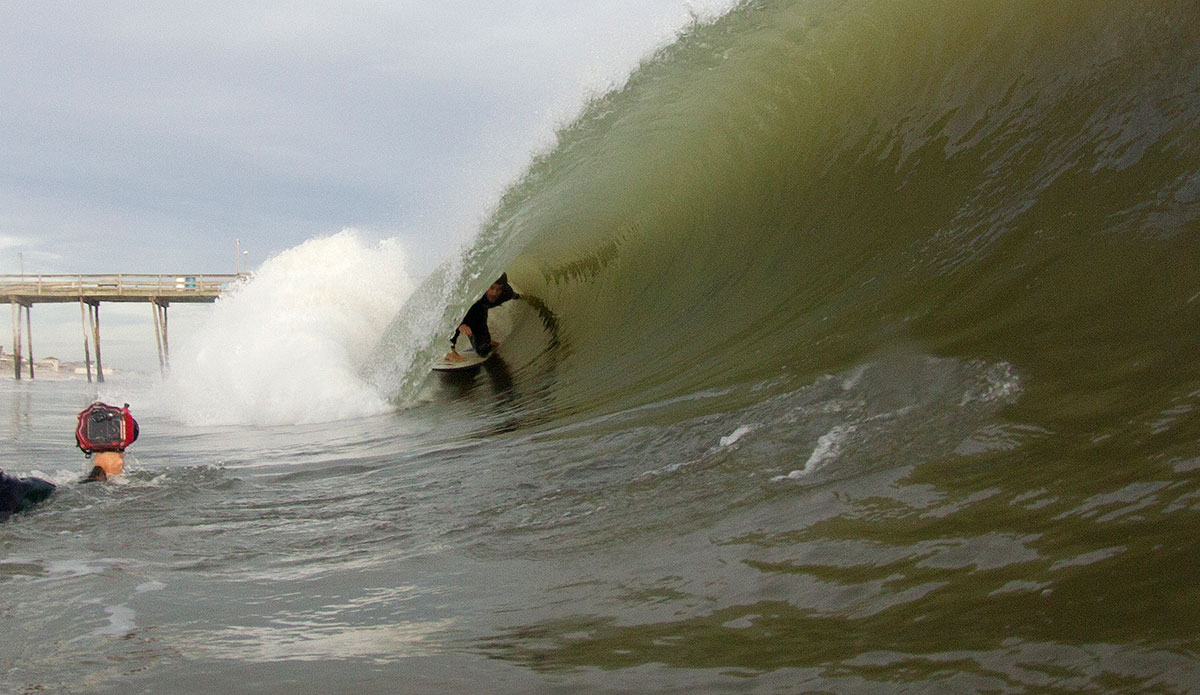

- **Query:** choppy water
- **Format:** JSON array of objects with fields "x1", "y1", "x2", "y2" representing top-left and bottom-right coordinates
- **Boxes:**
[{"x1": 6, "y1": 0, "x2": 1200, "y2": 692}]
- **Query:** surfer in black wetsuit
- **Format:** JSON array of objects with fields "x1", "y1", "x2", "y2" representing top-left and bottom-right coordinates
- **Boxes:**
[
  {"x1": 0, "y1": 453, "x2": 128, "y2": 521},
  {"x1": 0, "y1": 452, "x2": 128, "y2": 521},
  {"x1": 0, "y1": 470, "x2": 57, "y2": 522},
  {"x1": 445, "y1": 273, "x2": 521, "y2": 363}
]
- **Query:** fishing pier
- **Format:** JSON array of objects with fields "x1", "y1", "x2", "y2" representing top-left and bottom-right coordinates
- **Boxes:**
[{"x1": 2, "y1": 274, "x2": 242, "y2": 381}]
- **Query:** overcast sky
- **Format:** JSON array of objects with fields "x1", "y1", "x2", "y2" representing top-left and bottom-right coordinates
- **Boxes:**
[{"x1": 1, "y1": 1, "x2": 734, "y2": 370}]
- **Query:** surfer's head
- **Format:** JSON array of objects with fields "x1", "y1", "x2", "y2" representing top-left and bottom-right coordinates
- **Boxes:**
[
  {"x1": 83, "y1": 451, "x2": 124, "y2": 483},
  {"x1": 485, "y1": 274, "x2": 509, "y2": 303}
]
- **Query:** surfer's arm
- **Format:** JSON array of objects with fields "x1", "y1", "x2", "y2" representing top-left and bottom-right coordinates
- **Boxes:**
[
  {"x1": 450, "y1": 323, "x2": 473, "y2": 348},
  {"x1": 452, "y1": 300, "x2": 488, "y2": 346}
]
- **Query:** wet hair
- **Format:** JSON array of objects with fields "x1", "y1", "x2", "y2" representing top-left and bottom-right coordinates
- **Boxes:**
[
  {"x1": 82, "y1": 466, "x2": 108, "y2": 483},
  {"x1": 487, "y1": 273, "x2": 520, "y2": 303}
]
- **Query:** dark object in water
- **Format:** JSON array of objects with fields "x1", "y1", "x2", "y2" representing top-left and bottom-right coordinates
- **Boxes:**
[{"x1": 0, "y1": 471, "x2": 56, "y2": 521}]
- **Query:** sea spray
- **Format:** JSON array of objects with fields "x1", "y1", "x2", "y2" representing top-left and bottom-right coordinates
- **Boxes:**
[
  {"x1": 163, "y1": 231, "x2": 412, "y2": 426},
  {"x1": 361, "y1": 255, "x2": 465, "y2": 403}
]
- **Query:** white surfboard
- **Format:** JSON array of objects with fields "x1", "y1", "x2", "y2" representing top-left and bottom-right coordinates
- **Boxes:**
[{"x1": 432, "y1": 346, "x2": 493, "y2": 372}]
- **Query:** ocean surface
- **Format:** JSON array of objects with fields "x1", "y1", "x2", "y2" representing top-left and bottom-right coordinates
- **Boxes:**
[{"x1": 5, "y1": 1, "x2": 1200, "y2": 692}]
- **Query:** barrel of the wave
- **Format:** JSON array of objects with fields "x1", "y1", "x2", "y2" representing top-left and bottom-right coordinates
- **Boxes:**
[{"x1": 76, "y1": 402, "x2": 140, "y2": 482}]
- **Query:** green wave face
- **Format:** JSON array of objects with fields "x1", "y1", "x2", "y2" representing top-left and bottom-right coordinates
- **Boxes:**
[{"x1": 375, "y1": 0, "x2": 1200, "y2": 422}]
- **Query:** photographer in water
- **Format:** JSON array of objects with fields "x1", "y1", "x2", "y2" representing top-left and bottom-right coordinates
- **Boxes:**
[{"x1": 0, "y1": 402, "x2": 137, "y2": 521}]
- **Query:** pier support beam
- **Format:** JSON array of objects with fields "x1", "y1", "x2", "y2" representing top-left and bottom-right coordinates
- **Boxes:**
[
  {"x1": 9, "y1": 301, "x2": 33, "y2": 380},
  {"x1": 79, "y1": 298, "x2": 93, "y2": 382},
  {"x1": 161, "y1": 302, "x2": 169, "y2": 368},
  {"x1": 87, "y1": 301, "x2": 105, "y2": 383},
  {"x1": 24, "y1": 302, "x2": 33, "y2": 379},
  {"x1": 10, "y1": 301, "x2": 20, "y2": 380},
  {"x1": 152, "y1": 299, "x2": 170, "y2": 378}
]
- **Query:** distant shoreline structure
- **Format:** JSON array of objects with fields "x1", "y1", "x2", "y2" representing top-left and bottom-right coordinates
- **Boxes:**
[{"x1": 0, "y1": 349, "x2": 116, "y2": 381}]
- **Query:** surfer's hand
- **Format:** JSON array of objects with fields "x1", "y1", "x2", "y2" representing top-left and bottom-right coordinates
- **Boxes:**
[
  {"x1": 458, "y1": 324, "x2": 472, "y2": 337},
  {"x1": 490, "y1": 341, "x2": 499, "y2": 349}
]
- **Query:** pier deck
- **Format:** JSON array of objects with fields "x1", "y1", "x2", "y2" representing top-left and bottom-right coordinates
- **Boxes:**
[{"x1": 0, "y1": 274, "x2": 239, "y2": 304}]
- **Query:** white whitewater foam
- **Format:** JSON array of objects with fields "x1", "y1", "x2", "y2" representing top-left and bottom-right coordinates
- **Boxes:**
[
  {"x1": 776, "y1": 424, "x2": 857, "y2": 480},
  {"x1": 960, "y1": 361, "x2": 1020, "y2": 406},
  {"x1": 719, "y1": 425, "x2": 756, "y2": 447},
  {"x1": 91, "y1": 603, "x2": 137, "y2": 636},
  {"x1": 163, "y1": 230, "x2": 413, "y2": 426}
]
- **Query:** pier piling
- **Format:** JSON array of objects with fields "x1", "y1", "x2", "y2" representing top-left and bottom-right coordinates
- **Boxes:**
[
  {"x1": 10, "y1": 302, "x2": 19, "y2": 380},
  {"x1": 151, "y1": 300, "x2": 171, "y2": 377},
  {"x1": 8, "y1": 302, "x2": 34, "y2": 380},
  {"x1": 79, "y1": 298, "x2": 93, "y2": 382},
  {"x1": 24, "y1": 302, "x2": 33, "y2": 380},
  {"x1": 88, "y1": 301, "x2": 104, "y2": 383}
]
